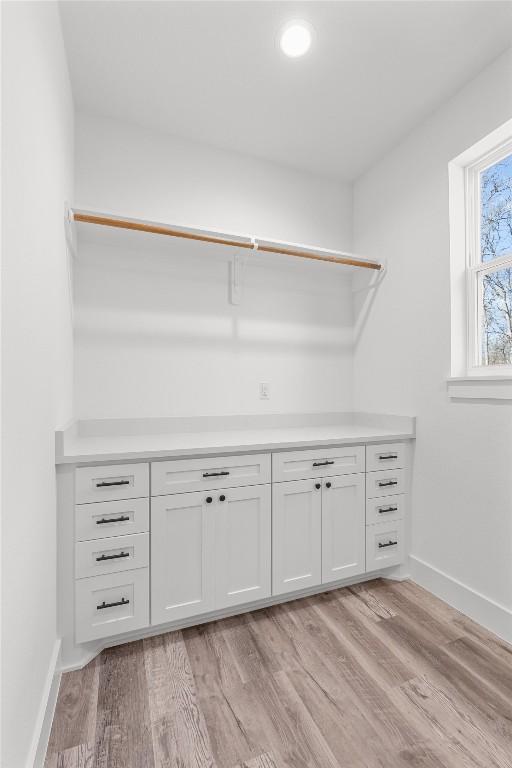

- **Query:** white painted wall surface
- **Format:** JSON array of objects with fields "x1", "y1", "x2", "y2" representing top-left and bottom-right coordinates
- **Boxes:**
[
  {"x1": 1, "y1": 3, "x2": 74, "y2": 766},
  {"x1": 353, "y1": 48, "x2": 512, "y2": 631},
  {"x1": 74, "y1": 114, "x2": 354, "y2": 419},
  {"x1": 76, "y1": 113, "x2": 352, "y2": 251}
]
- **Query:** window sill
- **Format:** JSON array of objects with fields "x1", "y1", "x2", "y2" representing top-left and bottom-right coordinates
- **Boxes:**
[{"x1": 447, "y1": 376, "x2": 512, "y2": 401}]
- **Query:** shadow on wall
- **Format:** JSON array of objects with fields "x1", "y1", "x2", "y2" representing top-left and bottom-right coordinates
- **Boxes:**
[
  {"x1": 74, "y1": 238, "x2": 355, "y2": 353},
  {"x1": 352, "y1": 262, "x2": 387, "y2": 347}
]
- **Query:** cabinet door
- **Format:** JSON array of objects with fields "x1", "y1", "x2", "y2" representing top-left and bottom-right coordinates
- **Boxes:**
[
  {"x1": 214, "y1": 484, "x2": 271, "y2": 610},
  {"x1": 322, "y1": 474, "x2": 365, "y2": 584},
  {"x1": 151, "y1": 491, "x2": 214, "y2": 625},
  {"x1": 272, "y1": 479, "x2": 321, "y2": 596}
]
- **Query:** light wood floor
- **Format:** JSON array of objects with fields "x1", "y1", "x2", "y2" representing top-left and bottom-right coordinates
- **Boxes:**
[{"x1": 45, "y1": 579, "x2": 512, "y2": 768}]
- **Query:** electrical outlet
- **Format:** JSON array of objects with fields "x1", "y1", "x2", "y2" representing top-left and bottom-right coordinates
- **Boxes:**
[{"x1": 259, "y1": 382, "x2": 270, "y2": 400}]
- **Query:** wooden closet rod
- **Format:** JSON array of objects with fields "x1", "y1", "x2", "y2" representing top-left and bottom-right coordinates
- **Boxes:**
[{"x1": 73, "y1": 212, "x2": 381, "y2": 271}]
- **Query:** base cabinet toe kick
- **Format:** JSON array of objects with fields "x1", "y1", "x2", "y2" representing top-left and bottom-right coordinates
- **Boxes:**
[{"x1": 65, "y1": 441, "x2": 411, "y2": 646}]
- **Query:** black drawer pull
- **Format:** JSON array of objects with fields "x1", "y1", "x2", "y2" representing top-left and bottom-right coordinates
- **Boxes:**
[
  {"x1": 378, "y1": 506, "x2": 398, "y2": 514},
  {"x1": 378, "y1": 454, "x2": 398, "y2": 460},
  {"x1": 96, "y1": 515, "x2": 130, "y2": 525},
  {"x1": 378, "y1": 480, "x2": 398, "y2": 487},
  {"x1": 96, "y1": 480, "x2": 130, "y2": 488},
  {"x1": 97, "y1": 598, "x2": 130, "y2": 610},
  {"x1": 202, "y1": 471, "x2": 230, "y2": 478},
  {"x1": 312, "y1": 460, "x2": 334, "y2": 467},
  {"x1": 96, "y1": 551, "x2": 130, "y2": 562},
  {"x1": 378, "y1": 540, "x2": 398, "y2": 549}
]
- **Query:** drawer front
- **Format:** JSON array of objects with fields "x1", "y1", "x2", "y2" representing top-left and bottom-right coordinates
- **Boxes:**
[
  {"x1": 75, "y1": 533, "x2": 149, "y2": 579},
  {"x1": 366, "y1": 494, "x2": 405, "y2": 526},
  {"x1": 75, "y1": 498, "x2": 149, "y2": 542},
  {"x1": 366, "y1": 442, "x2": 407, "y2": 472},
  {"x1": 366, "y1": 519, "x2": 405, "y2": 573},
  {"x1": 272, "y1": 446, "x2": 365, "y2": 483},
  {"x1": 76, "y1": 463, "x2": 149, "y2": 504},
  {"x1": 366, "y1": 468, "x2": 405, "y2": 499},
  {"x1": 75, "y1": 568, "x2": 149, "y2": 643},
  {"x1": 151, "y1": 453, "x2": 271, "y2": 495}
]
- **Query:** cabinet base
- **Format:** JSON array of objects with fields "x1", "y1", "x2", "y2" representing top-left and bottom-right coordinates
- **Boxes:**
[{"x1": 60, "y1": 564, "x2": 408, "y2": 672}]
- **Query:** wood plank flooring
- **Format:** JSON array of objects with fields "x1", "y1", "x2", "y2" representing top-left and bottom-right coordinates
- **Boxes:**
[{"x1": 45, "y1": 579, "x2": 512, "y2": 768}]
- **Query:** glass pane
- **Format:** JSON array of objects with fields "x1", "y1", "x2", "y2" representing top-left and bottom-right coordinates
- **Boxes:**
[
  {"x1": 480, "y1": 153, "x2": 512, "y2": 263},
  {"x1": 481, "y1": 266, "x2": 512, "y2": 365}
]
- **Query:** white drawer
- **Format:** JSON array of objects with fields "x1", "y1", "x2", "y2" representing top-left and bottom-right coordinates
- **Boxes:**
[
  {"x1": 366, "y1": 442, "x2": 407, "y2": 472},
  {"x1": 75, "y1": 498, "x2": 149, "y2": 542},
  {"x1": 366, "y1": 494, "x2": 405, "y2": 526},
  {"x1": 366, "y1": 468, "x2": 406, "y2": 499},
  {"x1": 75, "y1": 533, "x2": 149, "y2": 579},
  {"x1": 75, "y1": 568, "x2": 149, "y2": 643},
  {"x1": 366, "y1": 518, "x2": 405, "y2": 572},
  {"x1": 151, "y1": 453, "x2": 271, "y2": 495},
  {"x1": 75, "y1": 463, "x2": 149, "y2": 504},
  {"x1": 272, "y1": 446, "x2": 365, "y2": 483}
]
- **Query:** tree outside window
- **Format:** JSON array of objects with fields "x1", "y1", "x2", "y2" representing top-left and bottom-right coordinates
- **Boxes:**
[{"x1": 478, "y1": 153, "x2": 512, "y2": 366}]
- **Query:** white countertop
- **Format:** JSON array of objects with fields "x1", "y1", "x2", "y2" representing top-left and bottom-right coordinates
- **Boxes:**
[{"x1": 55, "y1": 412, "x2": 415, "y2": 464}]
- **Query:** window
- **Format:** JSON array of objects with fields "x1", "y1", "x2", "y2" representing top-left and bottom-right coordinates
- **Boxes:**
[
  {"x1": 467, "y1": 146, "x2": 512, "y2": 371},
  {"x1": 448, "y1": 118, "x2": 512, "y2": 399}
]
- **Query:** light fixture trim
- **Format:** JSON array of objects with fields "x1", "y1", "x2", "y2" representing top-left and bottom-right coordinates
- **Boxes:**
[{"x1": 279, "y1": 19, "x2": 314, "y2": 58}]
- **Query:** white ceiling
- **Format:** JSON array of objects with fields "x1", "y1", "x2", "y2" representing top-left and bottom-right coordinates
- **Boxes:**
[{"x1": 60, "y1": 1, "x2": 512, "y2": 181}]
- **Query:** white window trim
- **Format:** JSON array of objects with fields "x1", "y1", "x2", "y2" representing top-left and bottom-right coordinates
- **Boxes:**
[{"x1": 448, "y1": 117, "x2": 512, "y2": 400}]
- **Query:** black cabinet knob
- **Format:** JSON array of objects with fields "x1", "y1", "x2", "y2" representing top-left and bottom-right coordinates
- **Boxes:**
[
  {"x1": 219, "y1": 494, "x2": 226, "y2": 502},
  {"x1": 326, "y1": 482, "x2": 332, "y2": 489},
  {"x1": 315, "y1": 483, "x2": 321, "y2": 490},
  {"x1": 206, "y1": 496, "x2": 213, "y2": 504}
]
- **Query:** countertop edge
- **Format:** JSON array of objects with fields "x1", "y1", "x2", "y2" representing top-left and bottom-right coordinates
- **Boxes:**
[{"x1": 56, "y1": 430, "x2": 416, "y2": 465}]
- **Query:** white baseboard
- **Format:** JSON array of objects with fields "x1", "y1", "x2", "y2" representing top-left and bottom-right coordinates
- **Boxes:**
[
  {"x1": 410, "y1": 555, "x2": 512, "y2": 645},
  {"x1": 26, "y1": 638, "x2": 62, "y2": 768}
]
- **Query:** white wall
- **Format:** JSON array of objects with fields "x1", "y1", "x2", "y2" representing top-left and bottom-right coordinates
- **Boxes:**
[
  {"x1": 1, "y1": 3, "x2": 74, "y2": 766},
  {"x1": 74, "y1": 114, "x2": 354, "y2": 419},
  {"x1": 353, "y1": 48, "x2": 512, "y2": 633},
  {"x1": 76, "y1": 113, "x2": 352, "y2": 251}
]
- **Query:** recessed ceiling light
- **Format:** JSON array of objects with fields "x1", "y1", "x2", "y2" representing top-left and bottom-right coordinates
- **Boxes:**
[{"x1": 279, "y1": 20, "x2": 313, "y2": 58}]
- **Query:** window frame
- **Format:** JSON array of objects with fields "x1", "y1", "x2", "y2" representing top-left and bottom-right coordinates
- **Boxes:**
[{"x1": 465, "y1": 137, "x2": 512, "y2": 377}]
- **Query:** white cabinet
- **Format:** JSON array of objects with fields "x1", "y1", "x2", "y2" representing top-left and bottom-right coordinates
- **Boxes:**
[
  {"x1": 151, "y1": 491, "x2": 215, "y2": 624},
  {"x1": 151, "y1": 453, "x2": 271, "y2": 495},
  {"x1": 366, "y1": 495, "x2": 405, "y2": 526},
  {"x1": 366, "y1": 518, "x2": 405, "y2": 572},
  {"x1": 366, "y1": 468, "x2": 405, "y2": 499},
  {"x1": 75, "y1": 568, "x2": 149, "y2": 643},
  {"x1": 214, "y1": 485, "x2": 271, "y2": 610},
  {"x1": 365, "y1": 443, "x2": 407, "y2": 573},
  {"x1": 74, "y1": 463, "x2": 150, "y2": 643},
  {"x1": 151, "y1": 484, "x2": 272, "y2": 624},
  {"x1": 272, "y1": 479, "x2": 322, "y2": 595},
  {"x1": 75, "y1": 498, "x2": 149, "y2": 542},
  {"x1": 366, "y1": 442, "x2": 407, "y2": 472},
  {"x1": 273, "y1": 473, "x2": 366, "y2": 595},
  {"x1": 322, "y1": 474, "x2": 365, "y2": 584},
  {"x1": 75, "y1": 463, "x2": 149, "y2": 503},
  {"x1": 75, "y1": 532, "x2": 149, "y2": 579},
  {"x1": 272, "y1": 446, "x2": 365, "y2": 483},
  {"x1": 68, "y1": 440, "x2": 409, "y2": 647}
]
